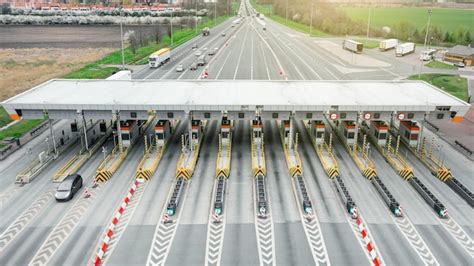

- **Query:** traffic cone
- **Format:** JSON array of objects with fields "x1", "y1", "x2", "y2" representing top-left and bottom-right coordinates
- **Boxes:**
[{"x1": 84, "y1": 187, "x2": 91, "y2": 198}]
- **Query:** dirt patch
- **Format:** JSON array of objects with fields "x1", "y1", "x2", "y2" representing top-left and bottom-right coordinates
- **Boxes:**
[{"x1": 0, "y1": 47, "x2": 114, "y2": 101}]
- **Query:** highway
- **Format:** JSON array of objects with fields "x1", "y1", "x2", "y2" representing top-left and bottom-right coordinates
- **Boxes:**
[{"x1": 0, "y1": 0, "x2": 472, "y2": 265}]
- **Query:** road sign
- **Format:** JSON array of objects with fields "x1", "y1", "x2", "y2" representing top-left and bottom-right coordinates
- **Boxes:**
[
  {"x1": 363, "y1": 112, "x2": 372, "y2": 120},
  {"x1": 329, "y1": 112, "x2": 338, "y2": 120},
  {"x1": 162, "y1": 213, "x2": 169, "y2": 223},
  {"x1": 212, "y1": 213, "x2": 220, "y2": 223},
  {"x1": 397, "y1": 113, "x2": 405, "y2": 121},
  {"x1": 259, "y1": 207, "x2": 266, "y2": 216},
  {"x1": 351, "y1": 207, "x2": 358, "y2": 219}
]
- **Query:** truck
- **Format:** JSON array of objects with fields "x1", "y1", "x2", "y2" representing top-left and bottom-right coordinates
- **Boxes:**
[
  {"x1": 202, "y1": 27, "x2": 210, "y2": 36},
  {"x1": 420, "y1": 49, "x2": 437, "y2": 61},
  {"x1": 197, "y1": 55, "x2": 207, "y2": 66},
  {"x1": 343, "y1": 39, "x2": 363, "y2": 54},
  {"x1": 395, "y1": 43, "x2": 415, "y2": 57},
  {"x1": 148, "y1": 48, "x2": 171, "y2": 68},
  {"x1": 379, "y1": 39, "x2": 398, "y2": 52}
]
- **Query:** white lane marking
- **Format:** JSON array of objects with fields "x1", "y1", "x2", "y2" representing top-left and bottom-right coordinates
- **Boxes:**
[
  {"x1": 0, "y1": 185, "x2": 20, "y2": 209},
  {"x1": 233, "y1": 23, "x2": 250, "y2": 80},
  {"x1": 379, "y1": 67, "x2": 404, "y2": 80},
  {"x1": 392, "y1": 215, "x2": 440, "y2": 266},
  {"x1": 214, "y1": 23, "x2": 248, "y2": 80},
  {"x1": 324, "y1": 67, "x2": 339, "y2": 80},
  {"x1": 259, "y1": 41, "x2": 271, "y2": 80}
]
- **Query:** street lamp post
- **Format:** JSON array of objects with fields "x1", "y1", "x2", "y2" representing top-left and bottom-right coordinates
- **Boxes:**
[
  {"x1": 120, "y1": 8, "x2": 125, "y2": 70},
  {"x1": 195, "y1": 0, "x2": 198, "y2": 34},
  {"x1": 366, "y1": 5, "x2": 371, "y2": 48},
  {"x1": 419, "y1": 9, "x2": 432, "y2": 79},
  {"x1": 286, "y1": 0, "x2": 288, "y2": 22},
  {"x1": 309, "y1": 0, "x2": 313, "y2": 36},
  {"x1": 214, "y1": 0, "x2": 217, "y2": 26},
  {"x1": 170, "y1": 8, "x2": 174, "y2": 47}
]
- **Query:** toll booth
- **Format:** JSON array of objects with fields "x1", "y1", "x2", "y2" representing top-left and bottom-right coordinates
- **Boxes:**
[
  {"x1": 282, "y1": 120, "x2": 290, "y2": 140},
  {"x1": 311, "y1": 120, "x2": 326, "y2": 145},
  {"x1": 120, "y1": 120, "x2": 139, "y2": 148},
  {"x1": 338, "y1": 121, "x2": 357, "y2": 146},
  {"x1": 191, "y1": 120, "x2": 204, "y2": 145},
  {"x1": 155, "y1": 120, "x2": 171, "y2": 147},
  {"x1": 221, "y1": 117, "x2": 231, "y2": 143},
  {"x1": 369, "y1": 121, "x2": 388, "y2": 146},
  {"x1": 399, "y1": 120, "x2": 420, "y2": 147},
  {"x1": 252, "y1": 118, "x2": 262, "y2": 138},
  {"x1": 99, "y1": 121, "x2": 108, "y2": 135}
]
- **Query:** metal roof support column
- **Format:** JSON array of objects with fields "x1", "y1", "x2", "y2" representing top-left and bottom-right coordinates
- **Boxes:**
[
  {"x1": 81, "y1": 111, "x2": 89, "y2": 151},
  {"x1": 45, "y1": 110, "x2": 58, "y2": 156},
  {"x1": 115, "y1": 111, "x2": 123, "y2": 153},
  {"x1": 289, "y1": 111, "x2": 295, "y2": 150},
  {"x1": 187, "y1": 111, "x2": 193, "y2": 154}
]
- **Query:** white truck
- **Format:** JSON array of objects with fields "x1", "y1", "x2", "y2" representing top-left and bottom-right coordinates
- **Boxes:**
[
  {"x1": 148, "y1": 48, "x2": 171, "y2": 68},
  {"x1": 420, "y1": 49, "x2": 437, "y2": 61},
  {"x1": 343, "y1": 39, "x2": 363, "y2": 54},
  {"x1": 256, "y1": 18, "x2": 266, "y2": 30},
  {"x1": 379, "y1": 39, "x2": 398, "y2": 52},
  {"x1": 395, "y1": 43, "x2": 415, "y2": 57}
]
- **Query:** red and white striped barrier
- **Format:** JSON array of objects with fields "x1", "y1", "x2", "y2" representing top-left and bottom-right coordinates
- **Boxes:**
[
  {"x1": 94, "y1": 180, "x2": 140, "y2": 266},
  {"x1": 356, "y1": 217, "x2": 381, "y2": 266}
]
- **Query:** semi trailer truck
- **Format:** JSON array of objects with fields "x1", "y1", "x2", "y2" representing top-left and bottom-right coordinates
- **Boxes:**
[
  {"x1": 148, "y1": 48, "x2": 171, "y2": 68},
  {"x1": 379, "y1": 39, "x2": 398, "y2": 51},
  {"x1": 343, "y1": 39, "x2": 363, "y2": 54},
  {"x1": 395, "y1": 43, "x2": 415, "y2": 57}
]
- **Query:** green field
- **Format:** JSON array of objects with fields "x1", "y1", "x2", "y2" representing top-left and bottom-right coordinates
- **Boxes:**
[
  {"x1": 425, "y1": 60, "x2": 457, "y2": 70},
  {"x1": 0, "y1": 106, "x2": 12, "y2": 128},
  {"x1": 341, "y1": 7, "x2": 474, "y2": 35},
  {"x1": 0, "y1": 119, "x2": 44, "y2": 141},
  {"x1": 408, "y1": 74, "x2": 468, "y2": 102}
]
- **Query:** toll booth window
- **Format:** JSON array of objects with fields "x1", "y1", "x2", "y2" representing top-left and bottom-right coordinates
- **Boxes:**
[
  {"x1": 238, "y1": 113, "x2": 245, "y2": 118},
  {"x1": 348, "y1": 132, "x2": 355, "y2": 139},
  {"x1": 340, "y1": 113, "x2": 346, "y2": 119},
  {"x1": 122, "y1": 133, "x2": 130, "y2": 140},
  {"x1": 405, "y1": 131, "x2": 410, "y2": 139},
  {"x1": 410, "y1": 134, "x2": 418, "y2": 140},
  {"x1": 254, "y1": 131, "x2": 261, "y2": 138},
  {"x1": 379, "y1": 133, "x2": 387, "y2": 140},
  {"x1": 222, "y1": 132, "x2": 229, "y2": 138},
  {"x1": 130, "y1": 112, "x2": 137, "y2": 118},
  {"x1": 272, "y1": 113, "x2": 279, "y2": 119},
  {"x1": 316, "y1": 131, "x2": 324, "y2": 138},
  {"x1": 374, "y1": 113, "x2": 380, "y2": 119},
  {"x1": 167, "y1": 112, "x2": 174, "y2": 118},
  {"x1": 437, "y1": 113, "x2": 444, "y2": 119},
  {"x1": 192, "y1": 132, "x2": 198, "y2": 139},
  {"x1": 204, "y1": 112, "x2": 211, "y2": 119},
  {"x1": 407, "y1": 113, "x2": 414, "y2": 119},
  {"x1": 306, "y1": 113, "x2": 312, "y2": 119},
  {"x1": 285, "y1": 131, "x2": 289, "y2": 137},
  {"x1": 157, "y1": 133, "x2": 164, "y2": 139},
  {"x1": 374, "y1": 131, "x2": 379, "y2": 139}
]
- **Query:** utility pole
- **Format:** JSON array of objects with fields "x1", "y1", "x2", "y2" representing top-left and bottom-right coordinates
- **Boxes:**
[
  {"x1": 419, "y1": 9, "x2": 432, "y2": 79},
  {"x1": 366, "y1": 5, "x2": 371, "y2": 48},
  {"x1": 214, "y1": 0, "x2": 217, "y2": 26},
  {"x1": 309, "y1": 0, "x2": 313, "y2": 36},
  {"x1": 286, "y1": 0, "x2": 288, "y2": 22},
  {"x1": 171, "y1": 8, "x2": 174, "y2": 47},
  {"x1": 195, "y1": 0, "x2": 198, "y2": 34},
  {"x1": 120, "y1": 7, "x2": 125, "y2": 70}
]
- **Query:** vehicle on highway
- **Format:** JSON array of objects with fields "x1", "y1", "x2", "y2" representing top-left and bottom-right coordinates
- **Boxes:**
[
  {"x1": 202, "y1": 27, "x2": 210, "y2": 36},
  {"x1": 208, "y1": 47, "x2": 219, "y2": 56},
  {"x1": 221, "y1": 32, "x2": 226, "y2": 37},
  {"x1": 197, "y1": 55, "x2": 207, "y2": 66},
  {"x1": 176, "y1": 64, "x2": 184, "y2": 72},
  {"x1": 148, "y1": 48, "x2": 171, "y2": 68},
  {"x1": 189, "y1": 62, "x2": 198, "y2": 70},
  {"x1": 454, "y1": 62, "x2": 465, "y2": 68},
  {"x1": 395, "y1": 42, "x2": 415, "y2": 57},
  {"x1": 343, "y1": 39, "x2": 363, "y2": 54},
  {"x1": 192, "y1": 43, "x2": 198, "y2": 50},
  {"x1": 55, "y1": 174, "x2": 83, "y2": 202},
  {"x1": 379, "y1": 39, "x2": 398, "y2": 52},
  {"x1": 195, "y1": 50, "x2": 202, "y2": 57}
]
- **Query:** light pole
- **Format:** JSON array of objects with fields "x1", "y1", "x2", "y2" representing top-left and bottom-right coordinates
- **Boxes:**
[
  {"x1": 45, "y1": 137, "x2": 51, "y2": 154},
  {"x1": 309, "y1": 0, "x2": 313, "y2": 36},
  {"x1": 419, "y1": 9, "x2": 432, "y2": 79},
  {"x1": 195, "y1": 0, "x2": 198, "y2": 34},
  {"x1": 366, "y1": 5, "x2": 371, "y2": 48},
  {"x1": 285, "y1": 0, "x2": 288, "y2": 22},
  {"x1": 120, "y1": 8, "x2": 125, "y2": 70},
  {"x1": 214, "y1": 0, "x2": 217, "y2": 26},
  {"x1": 170, "y1": 8, "x2": 174, "y2": 47}
]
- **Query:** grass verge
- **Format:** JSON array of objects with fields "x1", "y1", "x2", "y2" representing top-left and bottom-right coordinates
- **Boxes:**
[
  {"x1": 425, "y1": 60, "x2": 457, "y2": 70},
  {"x1": 0, "y1": 106, "x2": 13, "y2": 128},
  {"x1": 408, "y1": 74, "x2": 468, "y2": 102},
  {"x1": 354, "y1": 39, "x2": 379, "y2": 49},
  {"x1": 250, "y1": 0, "x2": 330, "y2": 37},
  {"x1": 0, "y1": 119, "x2": 44, "y2": 141}
]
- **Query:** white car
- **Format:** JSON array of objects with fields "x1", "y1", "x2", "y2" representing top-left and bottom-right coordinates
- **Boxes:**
[
  {"x1": 176, "y1": 65, "x2": 184, "y2": 72},
  {"x1": 195, "y1": 51, "x2": 202, "y2": 57}
]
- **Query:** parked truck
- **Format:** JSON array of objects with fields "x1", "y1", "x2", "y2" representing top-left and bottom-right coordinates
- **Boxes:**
[
  {"x1": 379, "y1": 39, "x2": 398, "y2": 52},
  {"x1": 202, "y1": 27, "x2": 210, "y2": 36},
  {"x1": 343, "y1": 39, "x2": 363, "y2": 54},
  {"x1": 395, "y1": 43, "x2": 415, "y2": 57},
  {"x1": 148, "y1": 48, "x2": 171, "y2": 68},
  {"x1": 420, "y1": 49, "x2": 437, "y2": 61}
]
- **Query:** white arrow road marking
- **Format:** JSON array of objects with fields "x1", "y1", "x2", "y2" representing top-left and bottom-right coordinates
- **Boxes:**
[
  {"x1": 252, "y1": 178, "x2": 275, "y2": 266},
  {"x1": 290, "y1": 177, "x2": 330, "y2": 266},
  {"x1": 146, "y1": 180, "x2": 189, "y2": 266},
  {"x1": 205, "y1": 179, "x2": 228, "y2": 266},
  {"x1": 393, "y1": 216, "x2": 440, "y2": 266},
  {"x1": 29, "y1": 185, "x2": 103, "y2": 266},
  {"x1": 0, "y1": 190, "x2": 54, "y2": 253},
  {"x1": 439, "y1": 218, "x2": 474, "y2": 257}
]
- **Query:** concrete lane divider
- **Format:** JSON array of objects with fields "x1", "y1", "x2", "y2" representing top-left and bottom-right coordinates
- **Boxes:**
[{"x1": 94, "y1": 179, "x2": 141, "y2": 266}]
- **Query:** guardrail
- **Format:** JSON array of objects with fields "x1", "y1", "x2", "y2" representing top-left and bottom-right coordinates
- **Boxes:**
[{"x1": 454, "y1": 140, "x2": 472, "y2": 155}]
